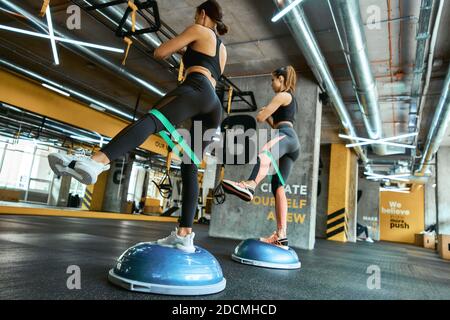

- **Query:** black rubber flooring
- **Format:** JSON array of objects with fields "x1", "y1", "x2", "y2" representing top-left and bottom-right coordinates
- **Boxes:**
[{"x1": 0, "y1": 215, "x2": 449, "y2": 300}]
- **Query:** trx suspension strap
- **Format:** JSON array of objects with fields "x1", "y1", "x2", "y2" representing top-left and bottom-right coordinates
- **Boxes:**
[
  {"x1": 178, "y1": 60, "x2": 185, "y2": 83},
  {"x1": 263, "y1": 150, "x2": 285, "y2": 186},
  {"x1": 122, "y1": 37, "x2": 133, "y2": 66},
  {"x1": 150, "y1": 109, "x2": 201, "y2": 166},
  {"x1": 159, "y1": 131, "x2": 183, "y2": 158},
  {"x1": 40, "y1": 0, "x2": 50, "y2": 17},
  {"x1": 128, "y1": 0, "x2": 138, "y2": 33},
  {"x1": 121, "y1": 1, "x2": 137, "y2": 65},
  {"x1": 227, "y1": 87, "x2": 234, "y2": 115}
]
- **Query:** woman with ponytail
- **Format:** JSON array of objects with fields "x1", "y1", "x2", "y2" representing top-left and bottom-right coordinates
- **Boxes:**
[
  {"x1": 222, "y1": 66, "x2": 300, "y2": 250},
  {"x1": 48, "y1": 1, "x2": 228, "y2": 253}
]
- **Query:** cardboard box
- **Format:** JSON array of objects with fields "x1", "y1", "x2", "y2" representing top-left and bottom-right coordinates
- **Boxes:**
[
  {"x1": 414, "y1": 234, "x2": 423, "y2": 247},
  {"x1": 424, "y1": 234, "x2": 436, "y2": 249},
  {"x1": 145, "y1": 197, "x2": 161, "y2": 207},
  {"x1": 143, "y1": 206, "x2": 163, "y2": 214},
  {"x1": 438, "y1": 235, "x2": 450, "y2": 260},
  {"x1": 414, "y1": 233, "x2": 436, "y2": 250}
]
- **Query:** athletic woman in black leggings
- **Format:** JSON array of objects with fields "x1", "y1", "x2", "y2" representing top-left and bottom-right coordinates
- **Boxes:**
[
  {"x1": 222, "y1": 66, "x2": 300, "y2": 250},
  {"x1": 48, "y1": 0, "x2": 228, "y2": 253}
]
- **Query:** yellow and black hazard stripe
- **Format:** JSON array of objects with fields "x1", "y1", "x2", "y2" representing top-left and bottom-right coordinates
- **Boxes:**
[
  {"x1": 326, "y1": 208, "x2": 347, "y2": 240},
  {"x1": 81, "y1": 186, "x2": 94, "y2": 211}
]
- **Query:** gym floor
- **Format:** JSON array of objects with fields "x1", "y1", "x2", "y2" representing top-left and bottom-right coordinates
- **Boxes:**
[{"x1": 1, "y1": 215, "x2": 449, "y2": 300}]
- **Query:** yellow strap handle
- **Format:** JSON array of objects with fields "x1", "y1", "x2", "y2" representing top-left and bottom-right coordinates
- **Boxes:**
[
  {"x1": 14, "y1": 130, "x2": 20, "y2": 143},
  {"x1": 122, "y1": 37, "x2": 133, "y2": 65},
  {"x1": 220, "y1": 166, "x2": 225, "y2": 180},
  {"x1": 178, "y1": 60, "x2": 185, "y2": 83},
  {"x1": 128, "y1": 1, "x2": 138, "y2": 33},
  {"x1": 166, "y1": 151, "x2": 172, "y2": 172},
  {"x1": 227, "y1": 87, "x2": 234, "y2": 114},
  {"x1": 40, "y1": 0, "x2": 50, "y2": 17}
]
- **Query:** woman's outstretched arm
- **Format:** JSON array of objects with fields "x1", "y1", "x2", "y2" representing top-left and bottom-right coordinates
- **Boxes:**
[{"x1": 154, "y1": 25, "x2": 201, "y2": 60}]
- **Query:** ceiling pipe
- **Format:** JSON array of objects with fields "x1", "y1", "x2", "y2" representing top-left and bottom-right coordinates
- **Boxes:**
[
  {"x1": 328, "y1": 0, "x2": 386, "y2": 155},
  {"x1": 415, "y1": 64, "x2": 450, "y2": 175},
  {"x1": 411, "y1": 0, "x2": 443, "y2": 169},
  {"x1": 1, "y1": 0, "x2": 165, "y2": 97},
  {"x1": 273, "y1": 0, "x2": 369, "y2": 165}
]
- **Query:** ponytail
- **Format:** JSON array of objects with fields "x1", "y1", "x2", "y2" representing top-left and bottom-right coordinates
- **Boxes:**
[
  {"x1": 272, "y1": 65, "x2": 297, "y2": 93},
  {"x1": 216, "y1": 20, "x2": 229, "y2": 35},
  {"x1": 197, "y1": 0, "x2": 229, "y2": 35}
]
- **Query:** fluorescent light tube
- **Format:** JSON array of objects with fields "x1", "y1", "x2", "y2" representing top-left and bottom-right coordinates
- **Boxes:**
[
  {"x1": 272, "y1": 0, "x2": 305, "y2": 22},
  {"x1": 45, "y1": 6, "x2": 59, "y2": 65},
  {"x1": 42, "y1": 83, "x2": 70, "y2": 96}
]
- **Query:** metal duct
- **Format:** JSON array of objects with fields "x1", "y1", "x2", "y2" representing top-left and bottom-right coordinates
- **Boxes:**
[
  {"x1": 411, "y1": 0, "x2": 443, "y2": 169},
  {"x1": 409, "y1": 0, "x2": 435, "y2": 131},
  {"x1": 273, "y1": 0, "x2": 368, "y2": 164},
  {"x1": 328, "y1": 0, "x2": 386, "y2": 155},
  {"x1": 1, "y1": 0, "x2": 165, "y2": 97},
  {"x1": 416, "y1": 64, "x2": 450, "y2": 175}
]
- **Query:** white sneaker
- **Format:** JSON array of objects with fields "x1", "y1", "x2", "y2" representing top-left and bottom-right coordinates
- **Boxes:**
[
  {"x1": 365, "y1": 237, "x2": 374, "y2": 243},
  {"x1": 48, "y1": 153, "x2": 75, "y2": 177},
  {"x1": 48, "y1": 153, "x2": 110, "y2": 185},
  {"x1": 157, "y1": 228, "x2": 196, "y2": 253}
]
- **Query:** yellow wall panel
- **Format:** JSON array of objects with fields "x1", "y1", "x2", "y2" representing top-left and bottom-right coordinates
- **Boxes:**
[
  {"x1": 0, "y1": 69, "x2": 167, "y2": 156},
  {"x1": 379, "y1": 185, "x2": 425, "y2": 244}
]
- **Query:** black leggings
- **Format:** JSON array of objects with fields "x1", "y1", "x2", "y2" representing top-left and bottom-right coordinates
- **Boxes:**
[
  {"x1": 357, "y1": 223, "x2": 369, "y2": 238},
  {"x1": 248, "y1": 125, "x2": 300, "y2": 195},
  {"x1": 101, "y1": 73, "x2": 222, "y2": 227}
]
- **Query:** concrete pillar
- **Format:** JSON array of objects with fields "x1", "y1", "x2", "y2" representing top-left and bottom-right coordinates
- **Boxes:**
[
  {"x1": 132, "y1": 167, "x2": 147, "y2": 205},
  {"x1": 357, "y1": 178, "x2": 380, "y2": 241},
  {"x1": 56, "y1": 175, "x2": 72, "y2": 207},
  {"x1": 437, "y1": 147, "x2": 450, "y2": 235},
  {"x1": 102, "y1": 157, "x2": 134, "y2": 213},
  {"x1": 326, "y1": 144, "x2": 358, "y2": 242},
  {"x1": 81, "y1": 171, "x2": 108, "y2": 211},
  {"x1": 49, "y1": 175, "x2": 71, "y2": 207},
  {"x1": 210, "y1": 75, "x2": 322, "y2": 250},
  {"x1": 316, "y1": 145, "x2": 331, "y2": 239},
  {"x1": 347, "y1": 152, "x2": 358, "y2": 242},
  {"x1": 424, "y1": 171, "x2": 437, "y2": 229}
]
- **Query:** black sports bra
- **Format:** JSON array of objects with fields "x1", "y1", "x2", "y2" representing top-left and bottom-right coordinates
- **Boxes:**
[
  {"x1": 272, "y1": 92, "x2": 298, "y2": 124},
  {"x1": 182, "y1": 31, "x2": 222, "y2": 81}
]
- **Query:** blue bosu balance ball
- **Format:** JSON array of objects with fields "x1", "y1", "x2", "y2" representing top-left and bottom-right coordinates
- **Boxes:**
[
  {"x1": 108, "y1": 242, "x2": 226, "y2": 295},
  {"x1": 232, "y1": 239, "x2": 301, "y2": 270}
]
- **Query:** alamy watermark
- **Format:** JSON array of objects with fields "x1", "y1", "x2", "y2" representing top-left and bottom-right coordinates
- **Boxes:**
[
  {"x1": 366, "y1": 5, "x2": 382, "y2": 30},
  {"x1": 66, "y1": 265, "x2": 81, "y2": 290},
  {"x1": 174, "y1": 123, "x2": 282, "y2": 171},
  {"x1": 366, "y1": 265, "x2": 381, "y2": 290}
]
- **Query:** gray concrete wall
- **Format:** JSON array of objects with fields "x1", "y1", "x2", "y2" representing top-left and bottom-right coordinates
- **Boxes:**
[
  {"x1": 357, "y1": 178, "x2": 380, "y2": 241},
  {"x1": 210, "y1": 74, "x2": 322, "y2": 250},
  {"x1": 437, "y1": 147, "x2": 450, "y2": 235},
  {"x1": 316, "y1": 144, "x2": 331, "y2": 239}
]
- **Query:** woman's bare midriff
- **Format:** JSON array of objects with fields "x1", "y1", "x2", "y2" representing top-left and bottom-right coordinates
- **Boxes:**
[{"x1": 185, "y1": 66, "x2": 217, "y2": 87}]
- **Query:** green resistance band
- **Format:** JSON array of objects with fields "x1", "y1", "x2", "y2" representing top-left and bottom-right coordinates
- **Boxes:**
[
  {"x1": 150, "y1": 109, "x2": 201, "y2": 166},
  {"x1": 159, "y1": 131, "x2": 183, "y2": 158},
  {"x1": 263, "y1": 150, "x2": 285, "y2": 186}
]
